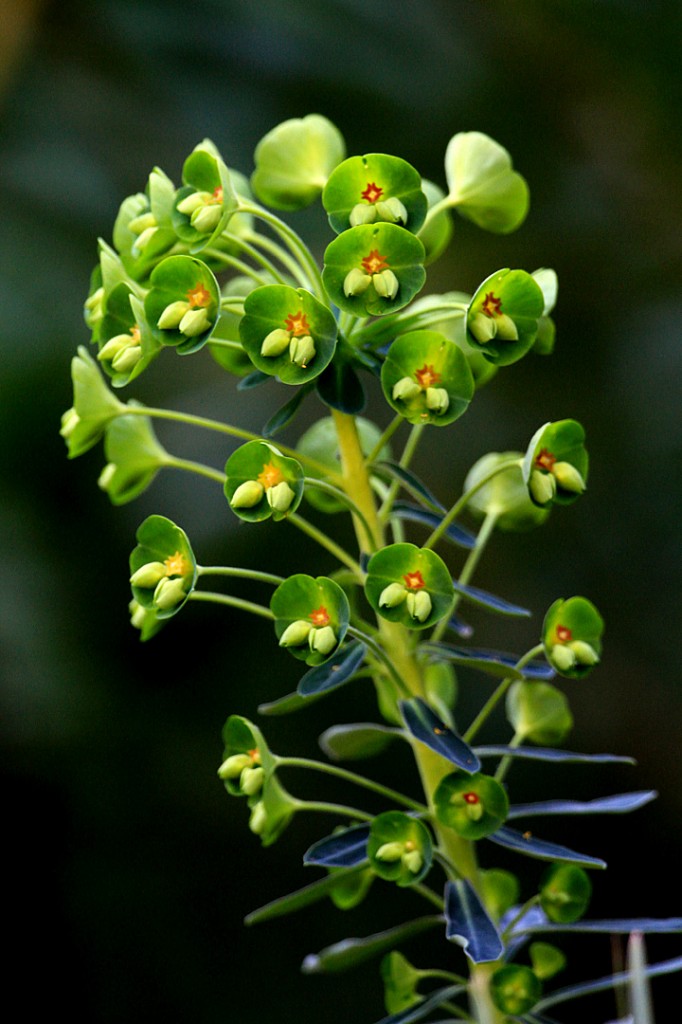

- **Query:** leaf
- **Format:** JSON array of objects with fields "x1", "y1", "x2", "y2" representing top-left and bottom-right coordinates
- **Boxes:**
[
  {"x1": 519, "y1": 918, "x2": 682, "y2": 937},
  {"x1": 317, "y1": 359, "x2": 366, "y2": 414},
  {"x1": 319, "y1": 722, "x2": 403, "y2": 761},
  {"x1": 474, "y1": 746, "x2": 636, "y2": 766},
  {"x1": 447, "y1": 613, "x2": 474, "y2": 639},
  {"x1": 244, "y1": 865, "x2": 364, "y2": 925},
  {"x1": 303, "y1": 824, "x2": 371, "y2": 868},
  {"x1": 374, "y1": 462, "x2": 445, "y2": 513},
  {"x1": 486, "y1": 826, "x2": 606, "y2": 869},
  {"x1": 238, "y1": 369, "x2": 270, "y2": 390},
  {"x1": 451, "y1": 580, "x2": 532, "y2": 618},
  {"x1": 372, "y1": 985, "x2": 466, "y2": 1024},
  {"x1": 533, "y1": 954, "x2": 682, "y2": 1013},
  {"x1": 400, "y1": 698, "x2": 480, "y2": 774},
  {"x1": 420, "y1": 643, "x2": 526, "y2": 681},
  {"x1": 445, "y1": 879, "x2": 505, "y2": 963},
  {"x1": 391, "y1": 500, "x2": 475, "y2": 549},
  {"x1": 301, "y1": 915, "x2": 443, "y2": 974},
  {"x1": 258, "y1": 689, "x2": 326, "y2": 716},
  {"x1": 508, "y1": 791, "x2": 657, "y2": 820},
  {"x1": 297, "y1": 641, "x2": 367, "y2": 697},
  {"x1": 262, "y1": 387, "x2": 308, "y2": 438}
]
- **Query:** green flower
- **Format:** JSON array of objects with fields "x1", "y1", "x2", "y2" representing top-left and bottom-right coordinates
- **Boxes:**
[
  {"x1": 490, "y1": 965, "x2": 541, "y2": 1015},
  {"x1": 365, "y1": 543, "x2": 454, "y2": 630},
  {"x1": 95, "y1": 283, "x2": 160, "y2": 387},
  {"x1": 60, "y1": 347, "x2": 125, "y2": 458},
  {"x1": 322, "y1": 153, "x2": 427, "y2": 234},
  {"x1": 434, "y1": 771, "x2": 509, "y2": 840},
  {"x1": 381, "y1": 329, "x2": 474, "y2": 426},
  {"x1": 98, "y1": 405, "x2": 169, "y2": 505},
  {"x1": 466, "y1": 268, "x2": 544, "y2": 365},
  {"x1": 145, "y1": 254, "x2": 220, "y2": 354},
  {"x1": 251, "y1": 114, "x2": 345, "y2": 210},
  {"x1": 464, "y1": 452, "x2": 550, "y2": 532},
  {"x1": 523, "y1": 420, "x2": 588, "y2": 508},
  {"x1": 113, "y1": 167, "x2": 177, "y2": 279},
  {"x1": 224, "y1": 441, "x2": 304, "y2": 522},
  {"x1": 129, "y1": 515, "x2": 197, "y2": 618},
  {"x1": 539, "y1": 863, "x2": 592, "y2": 923},
  {"x1": 443, "y1": 131, "x2": 530, "y2": 234},
  {"x1": 542, "y1": 596, "x2": 603, "y2": 678},
  {"x1": 368, "y1": 811, "x2": 432, "y2": 887},
  {"x1": 271, "y1": 575, "x2": 350, "y2": 666}
]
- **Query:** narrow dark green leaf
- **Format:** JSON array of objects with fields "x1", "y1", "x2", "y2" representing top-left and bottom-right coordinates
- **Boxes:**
[
  {"x1": 420, "y1": 643, "x2": 524, "y2": 680},
  {"x1": 245, "y1": 865, "x2": 364, "y2": 925},
  {"x1": 237, "y1": 368, "x2": 270, "y2": 390},
  {"x1": 301, "y1": 915, "x2": 443, "y2": 974},
  {"x1": 258, "y1": 689, "x2": 326, "y2": 716},
  {"x1": 392, "y1": 501, "x2": 475, "y2": 549},
  {"x1": 319, "y1": 722, "x2": 403, "y2": 761},
  {"x1": 533, "y1": 955, "x2": 682, "y2": 1013},
  {"x1": 521, "y1": 918, "x2": 682, "y2": 937},
  {"x1": 304, "y1": 823, "x2": 370, "y2": 868},
  {"x1": 451, "y1": 580, "x2": 532, "y2": 618},
  {"x1": 317, "y1": 360, "x2": 366, "y2": 413},
  {"x1": 508, "y1": 791, "x2": 657, "y2": 820},
  {"x1": 400, "y1": 698, "x2": 480, "y2": 774},
  {"x1": 445, "y1": 879, "x2": 505, "y2": 963},
  {"x1": 297, "y1": 641, "x2": 367, "y2": 697},
  {"x1": 373, "y1": 984, "x2": 466, "y2": 1024},
  {"x1": 475, "y1": 746, "x2": 636, "y2": 766},
  {"x1": 375, "y1": 463, "x2": 445, "y2": 513},
  {"x1": 262, "y1": 387, "x2": 307, "y2": 438},
  {"x1": 486, "y1": 826, "x2": 606, "y2": 869}
]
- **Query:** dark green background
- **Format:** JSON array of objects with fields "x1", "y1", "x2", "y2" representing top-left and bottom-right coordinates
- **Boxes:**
[{"x1": 2, "y1": 1, "x2": 681, "y2": 1020}]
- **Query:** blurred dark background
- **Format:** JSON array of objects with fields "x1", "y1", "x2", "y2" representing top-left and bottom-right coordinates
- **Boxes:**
[{"x1": 2, "y1": 0, "x2": 681, "y2": 1020}]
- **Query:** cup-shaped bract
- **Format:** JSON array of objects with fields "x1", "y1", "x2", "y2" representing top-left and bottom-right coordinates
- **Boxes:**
[
  {"x1": 539, "y1": 863, "x2": 592, "y2": 923},
  {"x1": 522, "y1": 420, "x2": 588, "y2": 509},
  {"x1": 419, "y1": 179, "x2": 454, "y2": 265},
  {"x1": 251, "y1": 114, "x2": 345, "y2": 210},
  {"x1": 96, "y1": 284, "x2": 160, "y2": 388},
  {"x1": 444, "y1": 131, "x2": 530, "y2": 234},
  {"x1": 60, "y1": 346, "x2": 126, "y2": 458},
  {"x1": 322, "y1": 153, "x2": 427, "y2": 235},
  {"x1": 490, "y1": 964, "x2": 541, "y2": 1015},
  {"x1": 405, "y1": 293, "x2": 498, "y2": 390},
  {"x1": 480, "y1": 869, "x2": 520, "y2": 922},
  {"x1": 322, "y1": 223, "x2": 426, "y2": 317},
  {"x1": 381, "y1": 951, "x2": 422, "y2": 1015},
  {"x1": 113, "y1": 167, "x2": 178, "y2": 280},
  {"x1": 532, "y1": 267, "x2": 559, "y2": 355},
  {"x1": 129, "y1": 514, "x2": 197, "y2": 620},
  {"x1": 542, "y1": 596, "x2": 604, "y2": 679},
  {"x1": 365, "y1": 543, "x2": 454, "y2": 631},
  {"x1": 434, "y1": 771, "x2": 509, "y2": 840},
  {"x1": 239, "y1": 285, "x2": 337, "y2": 384},
  {"x1": 219, "y1": 715, "x2": 276, "y2": 798},
  {"x1": 224, "y1": 441, "x2": 304, "y2": 522},
  {"x1": 381, "y1": 329, "x2": 475, "y2": 426},
  {"x1": 172, "y1": 139, "x2": 240, "y2": 253},
  {"x1": 529, "y1": 942, "x2": 566, "y2": 981},
  {"x1": 466, "y1": 269, "x2": 544, "y2": 365},
  {"x1": 98, "y1": 405, "x2": 169, "y2": 505},
  {"x1": 271, "y1": 574, "x2": 350, "y2": 666},
  {"x1": 465, "y1": 452, "x2": 550, "y2": 532},
  {"x1": 296, "y1": 416, "x2": 390, "y2": 513},
  {"x1": 368, "y1": 811, "x2": 432, "y2": 887},
  {"x1": 145, "y1": 255, "x2": 220, "y2": 355},
  {"x1": 506, "y1": 680, "x2": 574, "y2": 745}
]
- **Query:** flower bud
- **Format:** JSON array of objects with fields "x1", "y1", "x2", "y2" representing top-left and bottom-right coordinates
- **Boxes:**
[
  {"x1": 469, "y1": 312, "x2": 497, "y2": 343},
  {"x1": 349, "y1": 203, "x2": 377, "y2": 227},
  {"x1": 375, "y1": 841, "x2": 404, "y2": 863},
  {"x1": 406, "y1": 590, "x2": 432, "y2": 622},
  {"x1": 375, "y1": 197, "x2": 407, "y2": 224},
  {"x1": 98, "y1": 463, "x2": 116, "y2": 490},
  {"x1": 129, "y1": 600, "x2": 147, "y2": 630},
  {"x1": 569, "y1": 640, "x2": 600, "y2": 666},
  {"x1": 550, "y1": 643, "x2": 576, "y2": 672},
  {"x1": 133, "y1": 228, "x2": 158, "y2": 255},
  {"x1": 279, "y1": 619, "x2": 312, "y2": 647},
  {"x1": 289, "y1": 335, "x2": 316, "y2": 367},
  {"x1": 240, "y1": 765, "x2": 265, "y2": 796},
  {"x1": 494, "y1": 313, "x2": 518, "y2": 341},
  {"x1": 392, "y1": 377, "x2": 422, "y2": 402},
  {"x1": 260, "y1": 328, "x2": 291, "y2": 357},
  {"x1": 529, "y1": 469, "x2": 556, "y2": 505},
  {"x1": 425, "y1": 387, "x2": 450, "y2": 414},
  {"x1": 97, "y1": 333, "x2": 133, "y2": 362},
  {"x1": 372, "y1": 269, "x2": 399, "y2": 300},
  {"x1": 128, "y1": 212, "x2": 157, "y2": 234},
  {"x1": 191, "y1": 203, "x2": 222, "y2": 234},
  {"x1": 249, "y1": 801, "x2": 267, "y2": 835},
  {"x1": 60, "y1": 408, "x2": 79, "y2": 438},
  {"x1": 344, "y1": 268, "x2": 372, "y2": 297},
  {"x1": 178, "y1": 307, "x2": 212, "y2": 337},
  {"x1": 130, "y1": 561, "x2": 168, "y2": 588},
  {"x1": 157, "y1": 300, "x2": 190, "y2": 330},
  {"x1": 465, "y1": 800, "x2": 484, "y2": 822},
  {"x1": 217, "y1": 753, "x2": 253, "y2": 780},
  {"x1": 176, "y1": 190, "x2": 212, "y2": 215},
  {"x1": 111, "y1": 345, "x2": 142, "y2": 374},
  {"x1": 309, "y1": 625, "x2": 337, "y2": 656},
  {"x1": 379, "y1": 582, "x2": 407, "y2": 608},
  {"x1": 552, "y1": 461, "x2": 586, "y2": 494},
  {"x1": 266, "y1": 480, "x2": 296, "y2": 513},
  {"x1": 230, "y1": 480, "x2": 265, "y2": 509},
  {"x1": 153, "y1": 576, "x2": 187, "y2": 611},
  {"x1": 402, "y1": 849, "x2": 423, "y2": 875}
]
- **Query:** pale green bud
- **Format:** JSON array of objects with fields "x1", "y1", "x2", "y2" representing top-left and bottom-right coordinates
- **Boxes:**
[
  {"x1": 530, "y1": 469, "x2": 556, "y2": 506},
  {"x1": 466, "y1": 801, "x2": 484, "y2": 822},
  {"x1": 494, "y1": 313, "x2": 519, "y2": 341},
  {"x1": 128, "y1": 212, "x2": 156, "y2": 234},
  {"x1": 176, "y1": 190, "x2": 212, "y2": 215},
  {"x1": 344, "y1": 268, "x2": 372, "y2": 297},
  {"x1": 260, "y1": 328, "x2": 291, "y2": 357},
  {"x1": 569, "y1": 640, "x2": 599, "y2": 666},
  {"x1": 372, "y1": 269, "x2": 399, "y2": 300},
  {"x1": 279, "y1": 619, "x2": 312, "y2": 647},
  {"x1": 157, "y1": 300, "x2": 190, "y2": 330},
  {"x1": 217, "y1": 753, "x2": 253, "y2": 780},
  {"x1": 191, "y1": 203, "x2": 222, "y2": 234},
  {"x1": 230, "y1": 480, "x2": 265, "y2": 509},
  {"x1": 97, "y1": 333, "x2": 132, "y2": 362},
  {"x1": 551, "y1": 643, "x2": 577, "y2": 672},
  {"x1": 84, "y1": 287, "x2": 105, "y2": 328},
  {"x1": 266, "y1": 480, "x2": 296, "y2": 513},
  {"x1": 178, "y1": 307, "x2": 212, "y2": 337},
  {"x1": 290, "y1": 335, "x2": 316, "y2": 367},
  {"x1": 111, "y1": 345, "x2": 142, "y2": 374},
  {"x1": 375, "y1": 841, "x2": 405, "y2": 863},
  {"x1": 552, "y1": 461, "x2": 586, "y2": 494},
  {"x1": 309, "y1": 625, "x2": 337, "y2": 656},
  {"x1": 249, "y1": 801, "x2": 267, "y2": 836},
  {"x1": 469, "y1": 312, "x2": 497, "y2": 343},
  {"x1": 60, "y1": 408, "x2": 79, "y2": 438},
  {"x1": 349, "y1": 203, "x2": 377, "y2": 227},
  {"x1": 132, "y1": 226, "x2": 158, "y2": 253},
  {"x1": 425, "y1": 387, "x2": 450, "y2": 414},
  {"x1": 98, "y1": 463, "x2": 116, "y2": 490},
  {"x1": 375, "y1": 197, "x2": 407, "y2": 224},
  {"x1": 153, "y1": 576, "x2": 187, "y2": 611},
  {"x1": 130, "y1": 561, "x2": 168, "y2": 588},
  {"x1": 392, "y1": 377, "x2": 422, "y2": 402},
  {"x1": 406, "y1": 590, "x2": 432, "y2": 622},
  {"x1": 240, "y1": 765, "x2": 265, "y2": 796},
  {"x1": 379, "y1": 582, "x2": 407, "y2": 608},
  {"x1": 402, "y1": 849, "x2": 423, "y2": 874},
  {"x1": 129, "y1": 600, "x2": 147, "y2": 630}
]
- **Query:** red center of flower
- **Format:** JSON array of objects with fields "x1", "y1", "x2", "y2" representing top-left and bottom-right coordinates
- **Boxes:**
[
  {"x1": 309, "y1": 605, "x2": 331, "y2": 627},
  {"x1": 361, "y1": 181, "x2": 384, "y2": 203},
  {"x1": 129, "y1": 325, "x2": 141, "y2": 343},
  {"x1": 481, "y1": 291, "x2": 503, "y2": 318},
  {"x1": 164, "y1": 551, "x2": 189, "y2": 577},
  {"x1": 556, "y1": 624, "x2": 573, "y2": 643},
  {"x1": 414, "y1": 364, "x2": 441, "y2": 388},
  {"x1": 248, "y1": 747, "x2": 260, "y2": 763},
  {"x1": 257, "y1": 462, "x2": 284, "y2": 489},
  {"x1": 211, "y1": 186, "x2": 224, "y2": 203},
  {"x1": 361, "y1": 249, "x2": 389, "y2": 275},
  {"x1": 535, "y1": 448, "x2": 557, "y2": 471},
  {"x1": 284, "y1": 310, "x2": 311, "y2": 336},
  {"x1": 403, "y1": 570, "x2": 426, "y2": 590},
  {"x1": 187, "y1": 283, "x2": 212, "y2": 308},
  {"x1": 463, "y1": 792, "x2": 480, "y2": 805}
]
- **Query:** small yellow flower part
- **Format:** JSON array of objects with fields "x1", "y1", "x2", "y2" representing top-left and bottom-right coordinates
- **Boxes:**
[
  {"x1": 406, "y1": 590, "x2": 432, "y2": 622},
  {"x1": 309, "y1": 605, "x2": 331, "y2": 627},
  {"x1": 361, "y1": 249, "x2": 390, "y2": 275},
  {"x1": 258, "y1": 462, "x2": 284, "y2": 489},
  {"x1": 284, "y1": 310, "x2": 311, "y2": 336},
  {"x1": 230, "y1": 480, "x2": 265, "y2": 509},
  {"x1": 414, "y1": 364, "x2": 441, "y2": 389},
  {"x1": 403, "y1": 570, "x2": 426, "y2": 590},
  {"x1": 361, "y1": 182, "x2": 384, "y2": 203},
  {"x1": 309, "y1": 625, "x2": 337, "y2": 656},
  {"x1": 187, "y1": 283, "x2": 212, "y2": 309},
  {"x1": 482, "y1": 292, "x2": 503, "y2": 318},
  {"x1": 164, "y1": 551, "x2": 190, "y2": 577}
]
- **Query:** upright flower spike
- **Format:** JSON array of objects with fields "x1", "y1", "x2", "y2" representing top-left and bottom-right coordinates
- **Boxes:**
[
  {"x1": 464, "y1": 451, "x2": 550, "y2": 532},
  {"x1": 296, "y1": 416, "x2": 392, "y2": 514},
  {"x1": 171, "y1": 139, "x2": 240, "y2": 253},
  {"x1": 60, "y1": 346, "x2": 126, "y2": 458},
  {"x1": 224, "y1": 441, "x2": 304, "y2": 523},
  {"x1": 145, "y1": 254, "x2": 220, "y2": 354},
  {"x1": 322, "y1": 223, "x2": 426, "y2": 317},
  {"x1": 368, "y1": 812, "x2": 433, "y2": 887},
  {"x1": 542, "y1": 596, "x2": 604, "y2": 678},
  {"x1": 522, "y1": 420, "x2": 588, "y2": 508},
  {"x1": 466, "y1": 268, "x2": 544, "y2": 365},
  {"x1": 434, "y1": 771, "x2": 509, "y2": 840},
  {"x1": 98, "y1": 403, "x2": 170, "y2": 505},
  {"x1": 251, "y1": 114, "x2": 346, "y2": 210},
  {"x1": 129, "y1": 515, "x2": 197, "y2": 620},
  {"x1": 271, "y1": 575, "x2": 350, "y2": 667},
  {"x1": 95, "y1": 283, "x2": 160, "y2": 387},
  {"x1": 322, "y1": 153, "x2": 427, "y2": 234},
  {"x1": 239, "y1": 285, "x2": 338, "y2": 385},
  {"x1": 381, "y1": 329, "x2": 475, "y2": 426},
  {"x1": 443, "y1": 130, "x2": 530, "y2": 234},
  {"x1": 365, "y1": 543, "x2": 454, "y2": 631},
  {"x1": 112, "y1": 167, "x2": 177, "y2": 279}
]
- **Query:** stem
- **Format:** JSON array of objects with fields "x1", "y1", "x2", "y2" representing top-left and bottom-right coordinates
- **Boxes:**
[
  {"x1": 302, "y1": 477, "x2": 377, "y2": 552},
  {"x1": 278, "y1": 756, "x2": 427, "y2": 814},
  {"x1": 200, "y1": 248, "x2": 267, "y2": 285},
  {"x1": 429, "y1": 510, "x2": 498, "y2": 644},
  {"x1": 346, "y1": 626, "x2": 413, "y2": 699},
  {"x1": 189, "y1": 591, "x2": 274, "y2": 620},
  {"x1": 365, "y1": 413, "x2": 404, "y2": 466},
  {"x1": 419, "y1": 194, "x2": 454, "y2": 233},
  {"x1": 287, "y1": 512, "x2": 364, "y2": 578},
  {"x1": 422, "y1": 458, "x2": 520, "y2": 551},
  {"x1": 293, "y1": 799, "x2": 373, "y2": 823},
  {"x1": 378, "y1": 423, "x2": 425, "y2": 521},
  {"x1": 331, "y1": 410, "x2": 385, "y2": 550},
  {"x1": 244, "y1": 229, "x2": 311, "y2": 289},
  {"x1": 238, "y1": 203, "x2": 326, "y2": 301},
  {"x1": 493, "y1": 731, "x2": 524, "y2": 784},
  {"x1": 197, "y1": 566, "x2": 284, "y2": 587},
  {"x1": 463, "y1": 644, "x2": 545, "y2": 744},
  {"x1": 220, "y1": 232, "x2": 289, "y2": 284},
  {"x1": 164, "y1": 455, "x2": 227, "y2": 485},
  {"x1": 412, "y1": 884, "x2": 447, "y2": 912}
]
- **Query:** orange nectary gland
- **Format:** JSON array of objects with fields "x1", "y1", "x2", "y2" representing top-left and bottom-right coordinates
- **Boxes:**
[
  {"x1": 284, "y1": 310, "x2": 311, "y2": 336},
  {"x1": 361, "y1": 181, "x2": 384, "y2": 203},
  {"x1": 164, "y1": 551, "x2": 189, "y2": 577},
  {"x1": 361, "y1": 249, "x2": 389, "y2": 275},
  {"x1": 414, "y1": 364, "x2": 441, "y2": 389},
  {"x1": 481, "y1": 291, "x2": 503, "y2": 318},
  {"x1": 187, "y1": 283, "x2": 212, "y2": 308},
  {"x1": 257, "y1": 462, "x2": 284, "y2": 489},
  {"x1": 403, "y1": 570, "x2": 426, "y2": 590},
  {"x1": 463, "y1": 792, "x2": 480, "y2": 805},
  {"x1": 309, "y1": 605, "x2": 331, "y2": 627},
  {"x1": 535, "y1": 448, "x2": 557, "y2": 472},
  {"x1": 556, "y1": 624, "x2": 573, "y2": 644}
]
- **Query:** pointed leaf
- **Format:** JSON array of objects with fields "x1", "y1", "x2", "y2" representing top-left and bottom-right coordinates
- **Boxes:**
[
  {"x1": 319, "y1": 722, "x2": 403, "y2": 761},
  {"x1": 392, "y1": 500, "x2": 475, "y2": 549},
  {"x1": 258, "y1": 689, "x2": 325, "y2": 716},
  {"x1": 304, "y1": 824, "x2": 371, "y2": 868},
  {"x1": 475, "y1": 746, "x2": 636, "y2": 766},
  {"x1": 373, "y1": 985, "x2": 466, "y2": 1024},
  {"x1": 533, "y1": 955, "x2": 682, "y2": 1013},
  {"x1": 297, "y1": 641, "x2": 367, "y2": 697},
  {"x1": 519, "y1": 918, "x2": 682, "y2": 937},
  {"x1": 400, "y1": 698, "x2": 480, "y2": 774},
  {"x1": 245, "y1": 865, "x2": 364, "y2": 925},
  {"x1": 375, "y1": 462, "x2": 445, "y2": 513},
  {"x1": 486, "y1": 826, "x2": 606, "y2": 869},
  {"x1": 451, "y1": 580, "x2": 531, "y2": 618},
  {"x1": 508, "y1": 791, "x2": 657, "y2": 820},
  {"x1": 420, "y1": 643, "x2": 528, "y2": 680},
  {"x1": 262, "y1": 387, "x2": 308, "y2": 438},
  {"x1": 238, "y1": 369, "x2": 270, "y2": 390},
  {"x1": 445, "y1": 879, "x2": 505, "y2": 963},
  {"x1": 301, "y1": 915, "x2": 442, "y2": 974}
]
